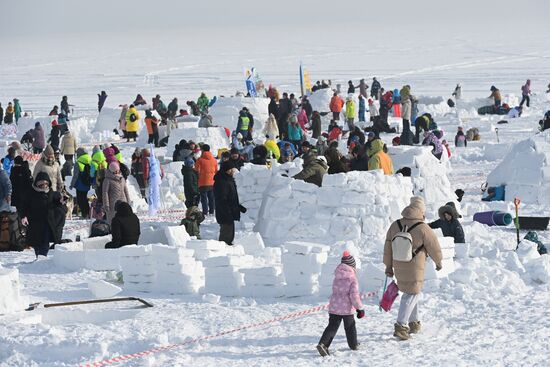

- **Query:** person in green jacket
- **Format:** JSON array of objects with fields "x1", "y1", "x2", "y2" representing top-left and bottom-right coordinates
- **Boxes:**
[
  {"x1": 180, "y1": 206, "x2": 205, "y2": 239},
  {"x1": 13, "y1": 98, "x2": 22, "y2": 123},
  {"x1": 293, "y1": 154, "x2": 328, "y2": 187},
  {"x1": 345, "y1": 97, "x2": 355, "y2": 132},
  {"x1": 197, "y1": 92, "x2": 210, "y2": 114}
]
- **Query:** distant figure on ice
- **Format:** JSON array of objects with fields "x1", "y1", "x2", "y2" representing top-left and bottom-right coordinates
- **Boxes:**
[
  {"x1": 519, "y1": 79, "x2": 531, "y2": 108},
  {"x1": 60, "y1": 96, "x2": 71, "y2": 116},
  {"x1": 452, "y1": 84, "x2": 462, "y2": 100},
  {"x1": 344, "y1": 97, "x2": 355, "y2": 131},
  {"x1": 429, "y1": 202, "x2": 465, "y2": 243},
  {"x1": 197, "y1": 93, "x2": 209, "y2": 114},
  {"x1": 213, "y1": 160, "x2": 246, "y2": 246},
  {"x1": 400, "y1": 85, "x2": 414, "y2": 146},
  {"x1": 97, "y1": 91, "x2": 108, "y2": 112},
  {"x1": 145, "y1": 146, "x2": 163, "y2": 216},
  {"x1": 125, "y1": 105, "x2": 140, "y2": 142},
  {"x1": 4, "y1": 102, "x2": 14, "y2": 124},
  {"x1": 330, "y1": 92, "x2": 344, "y2": 121},
  {"x1": 182, "y1": 157, "x2": 199, "y2": 207},
  {"x1": 488, "y1": 86, "x2": 502, "y2": 108},
  {"x1": 144, "y1": 109, "x2": 160, "y2": 147},
  {"x1": 13, "y1": 98, "x2": 22, "y2": 123},
  {"x1": 317, "y1": 251, "x2": 364, "y2": 356},
  {"x1": 454, "y1": 126, "x2": 467, "y2": 147},
  {"x1": 105, "y1": 201, "x2": 140, "y2": 249},
  {"x1": 133, "y1": 94, "x2": 147, "y2": 106},
  {"x1": 371, "y1": 77, "x2": 381, "y2": 100},
  {"x1": 384, "y1": 196, "x2": 442, "y2": 340},
  {"x1": 102, "y1": 161, "x2": 130, "y2": 224},
  {"x1": 347, "y1": 80, "x2": 356, "y2": 94}
]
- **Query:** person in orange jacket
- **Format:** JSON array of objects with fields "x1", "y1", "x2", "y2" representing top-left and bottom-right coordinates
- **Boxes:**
[
  {"x1": 330, "y1": 92, "x2": 344, "y2": 121},
  {"x1": 194, "y1": 144, "x2": 218, "y2": 215},
  {"x1": 144, "y1": 110, "x2": 160, "y2": 147}
]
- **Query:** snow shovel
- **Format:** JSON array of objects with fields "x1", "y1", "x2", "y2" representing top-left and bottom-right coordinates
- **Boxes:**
[
  {"x1": 25, "y1": 297, "x2": 153, "y2": 311},
  {"x1": 514, "y1": 198, "x2": 521, "y2": 250}
]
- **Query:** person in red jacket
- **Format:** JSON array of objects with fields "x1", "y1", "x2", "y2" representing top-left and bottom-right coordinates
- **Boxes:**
[
  {"x1": 194, "y1": 144, "x2": 218, "y2": 215},
  {"x1": 329, "y1": 93, "x2": 344, "y2": 121}
]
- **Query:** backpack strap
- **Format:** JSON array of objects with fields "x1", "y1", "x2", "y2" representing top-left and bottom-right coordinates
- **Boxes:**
[
  {"x1": 397, "y1": 220, "x2": 403, "y2": 231},
  {"x1": 408, "y1": 222, "x2": 426, "y2": 259}
]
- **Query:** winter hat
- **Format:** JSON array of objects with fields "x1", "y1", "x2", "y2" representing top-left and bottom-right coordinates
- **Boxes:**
[
  {"x1": 184, "y1": 157, "x2": 195, "y2": 167},
  {"x1": 230, "y1": 147, "x2": 240, "y2": 155},
  {"x1": 51, "y1": 120, "x2": 58, "y2": 126},
  {"x1": 408, "y1": 196, "x2": 426, "y2": 215},
  {"x1": 392, "y1": 136, "x2": 401, "y2": 146},
  {"x1": 301, "y1": 141, "x2": 311, "y2": 148},
  {"x1": 92, "y1": 145, "x2": 101, "y2": 155},
  {"x1": 103, "y1": 147, "x2": 116, "y2": 163},
  {"x1": 76, "y1": 147, "x2": 87, "y2": 157},
  {"x1": 457, "y1": 126, "x2": 464, "y2": 131},
  {"x1": 434, "y1": 130, "x2": 443, "y2": 139},
  {"x1": 220, "y1": 160, "x2": 237, "y2": 172},
  {"x1": 14, "y1": 156, "x2": 24, "y2": 165},
  {"x1": 367, "y1": 131, "x2": 375, "y2": 139},
  {"x1": 341, "y1": 251, "x2": 356, "y2": 268},
  {"x1": 35, "y1": 122, "x2": 41, "y2": 128},
  {"x1": 108, "y1": 161, "x2": 120, "y2": 173},
  {"x1": 43, "y1": 144, "x2": 54, "y2": 157}
]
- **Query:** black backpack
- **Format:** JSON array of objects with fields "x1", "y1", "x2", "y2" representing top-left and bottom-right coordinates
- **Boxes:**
[
  {"x1": 90, "y1": 219, "x2": 111, "y2": 237},
  {"x1": 80, "y1": 164, "x2": 92, "y2": 186},
  {"x1": 129, "y1": 113, "x2": 137, "y2": 122},
  {"x1": 0, "y1": 211, "x2": 26, "y2": 252}
]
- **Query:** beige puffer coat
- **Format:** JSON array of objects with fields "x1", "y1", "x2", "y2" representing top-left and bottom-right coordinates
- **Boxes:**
[
  {"x1": 102, "y1": 168, "x2": 130, "y2": 223},
  {"x1": 383, "y1": 197, "x2": 442, "y2": 294},
  {"x1": 32, "y1": 146, "x2": 63, "y2": 192},
  {"x1": 60, "y1": 131, "x2": 77, "y2": 155}
]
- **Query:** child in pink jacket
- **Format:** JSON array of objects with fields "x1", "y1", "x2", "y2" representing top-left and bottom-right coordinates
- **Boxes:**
[{"x1": 317, "y1": 251, "x2": 364, "y2": 356}]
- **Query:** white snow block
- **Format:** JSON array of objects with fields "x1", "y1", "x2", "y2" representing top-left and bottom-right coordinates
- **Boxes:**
[
  {"x1": 241, "y1": 285, "x2": 284, "y2": 298},
  {"x1": 454, "y1": 243, "x2": 470, "y2": 259},
  {"x1": 138, "y1": 227, "x2": 169, "y2": 246},
  {"x1": 0, "y1": 268, "x2": 25, "y2": 314},
  {"x1": 53, "y1": 243, "x2": 86, "y2": 271},
  {"x1": 82, "y1": 235, "x2": 112, "y2": 250},
  {"x1": 164, "y1": 225, "x2": 191, "y2": 247},
  {"x1": 261, "y1": 247, "x2": 282, "y2": 264},
  {"x1": 282, "y1": 241, "x2": 330, "y2": 254},
  {"x1": 84, "y1": 250, "x2": 120, "y2": 271},
  {"x1": 88, "y1": 280, "x2": 122, "y2": 298},
  {"x1": 525, "y1": 256, "x2": 550, "y2": 284},
  {"x1": 203, "y1": 255, "x2": 254, "y2": 268},
  {"x1": 151, "y1": 244, "x2": 195, "y2": 259},
  {"x1": 234, "y1": 232, "x2": 266, "y2": 255},
  {"x1": 424, "y1": 258, "x2": 455, "y2": 280},
  {"x1": 517, "y1": 240, "x2": 541, "y2": 264},
  {"x1": 118, "y1": 245, "x2": 153, "y2": 257},
  {"x1": 322, "y1": 173, "x2": 348, "y2": 187},
  {"x1": 202, "y1": 293, "x2": 221, "y2": 304},
  {"x1": 186, "y1": 240, "x2": 227, "y2": 251},
  {"x1": 282, "y1": 252, "x2": 328, "y2": 273}
]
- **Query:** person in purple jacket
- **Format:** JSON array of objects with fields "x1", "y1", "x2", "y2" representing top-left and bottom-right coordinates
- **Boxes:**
[
  {"x1": 520, "y1": 79, "x2": 531, "y2": 108},
  {"x1": 317, "y1": 251, "x2": 365, "y2": 356}
]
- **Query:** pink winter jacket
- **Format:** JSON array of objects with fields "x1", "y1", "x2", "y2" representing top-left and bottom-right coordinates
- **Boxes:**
[
  {"x1": 297, "y1": 109, "x2": 309, "y2": 129},
  {"x1": 328, "y1": 264, "x2": 363, "y2": 315}
]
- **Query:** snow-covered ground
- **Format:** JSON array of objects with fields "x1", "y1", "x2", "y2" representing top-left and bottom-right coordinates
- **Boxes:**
[{"x1": 1, "y1": 29, "x2": 550, "y2": 367}]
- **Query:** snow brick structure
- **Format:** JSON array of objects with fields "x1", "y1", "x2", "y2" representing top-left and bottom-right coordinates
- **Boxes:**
[
  {"x1": 234, "y1": 164, "x2": 272, "y2": 222},
  {"x1": 487, "y1": 134, "x2": 550, "y2": 204},
  {"x1": 165, "y1": 127, "x2": 230, "y2": 159},
  {"x1": 209, "y1": 96, "x2": 270, "y2": 136},
  {"x1": 254, "y1": 169, "x2": 413, "y2": 246},
  {"x1": 390, "y1": 146, "x2": 455, "y2": 213},
  {"x1": 282, "y1": 241, "x2": 329, "y2": 297}
]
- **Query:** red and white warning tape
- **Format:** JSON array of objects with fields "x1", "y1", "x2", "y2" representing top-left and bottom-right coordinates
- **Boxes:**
[{"x1": 81, "y1": 291, "x2": 377, "y2": 366}]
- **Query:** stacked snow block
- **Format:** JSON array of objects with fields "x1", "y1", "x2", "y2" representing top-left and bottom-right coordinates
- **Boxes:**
[
  {"x1": 54, "y1": 237, "x2": 120, "y2": 272},
  {"x1": 240, "y1": 266, "x2": 285, "y2": 298},
  {"x1": 0, "y1": 266, "x2": 26, "y2": 314},
  {"x1": 203, "y1": 254, "x2": 254, "y2": 296},
  {"x1": 119, "y1": 245, "x2": 155, "y2": 293},
  {"x1": 186, "y1": 239, "x2": 229, "y2": 260},
  {"x1": 234, "y1": 164, "x2": 272, "y2": 221},
  {"x1": 151, "y1": 245, "x2": 204, "y2": 294},
  {"x1": 425, "y1": 236, "x2": 456, "y2": 280},
  {"x1": 282, "y1": 241, "x2": 329, "y2": 297},
  {"x1": 389, "y1": 146, "x2": 454, "y2": 213},
  {"x1": 255, "y1": 170, "x2": 412, "y2": 246},
  {"x1": 233, "y1": 231, "x2": 282, "y2": 266}
]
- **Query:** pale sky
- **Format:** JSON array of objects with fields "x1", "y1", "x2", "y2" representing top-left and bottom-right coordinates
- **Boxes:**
[{"x1": 1, "y1": 0, "x2": 547, "y2": 40}]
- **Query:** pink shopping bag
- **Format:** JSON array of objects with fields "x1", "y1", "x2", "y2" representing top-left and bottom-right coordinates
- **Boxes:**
[{"x1": 379, "y1": 281, "x2": 399, "y2": 312}]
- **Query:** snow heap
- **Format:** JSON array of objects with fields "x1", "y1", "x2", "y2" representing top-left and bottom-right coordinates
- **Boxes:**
[
  {"x1": 282, "y1": 241, "x2": 329, "y2": 297},
  {"x1": 487, "y1": 134, "x2": 550, "y2": 204},
  {"x1": 165, "y1": 127, "x2": 229, "y2": 159},
  {"x1": 0, "y1": 266, "x2": 26, "y2": 314},
  {"x1": 308, "y1": 88, "x2": 333, "y2": 113},
  {"x1": 390, "y1": 146, "x2": 455, "y2": 214},
  {"x1": 517, "y1": 240, "x2": 550, "y2": 284},
  {"x1": 209, "y1": 96, "x2": 270, "y2": 136},
  {"x1": 234, "y1": 163, "x2": 272, "y2": 222},
  {"x1": 254, "y1": 169, "x2": 412, "y2": 246},
  {"x1": 423, "y1": 235, "x2": 456, "y2": 290}
]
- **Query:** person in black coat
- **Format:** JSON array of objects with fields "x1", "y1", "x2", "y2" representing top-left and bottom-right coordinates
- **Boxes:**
[
  {"x1": 20, "y1": 172, "x2": 66, "y2": 257},
  {"x1": 10, "y1": 157, "x2": 33, "y2": 214},
  {"x1": 349, "y1": 145, "x2": 369, "y2": 171},
  {"x1": 429, "y1": 202, "x2": 465, "y2": 243},
  {"x1": 268, "y1": 97, "x2": 279, "y2": 120},
  {"x1": 105, "y1": 201, "x2": 140, "y2": 248},
  {"x1": 213, "y1": 160, "x2": 246, "y2": 246},
  {"x1": 49, "y1": 123, "x2": 61, "y2": 151},
  {"x1": 301, "y1": 97, "x2": 313, "y2": 120},
  {"x1": 347, "y1": 126, "x2": 366, "y2": 147},
  {"x1": 97, "y1": 91, "x2": 108, "y2": 112},
  {"x1": 278, "y1": 93, "x2": 292, "y2": 139}
]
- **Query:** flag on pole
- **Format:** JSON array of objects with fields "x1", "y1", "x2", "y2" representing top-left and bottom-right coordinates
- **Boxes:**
[
  {"x1": 244, "y1": 68, "x2": 257, "y2": 97},
  {"x1": 299, "y1": 63, "x2": 312, "y2": 97}
]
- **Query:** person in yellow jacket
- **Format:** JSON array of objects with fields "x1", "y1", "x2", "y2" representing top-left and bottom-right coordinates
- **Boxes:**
[
  {"x1": 368, "y1": 139, "x2": 393, "y2": 175},
  {"x1": 125, "y1": 104, "x2": 140, "y2": 142},
  {"x1": 345, "y1": 97, "x2": 356, "y2": 132},
  {"x1": 264, "y1": 135, "x2": 280, "y2": 160}
]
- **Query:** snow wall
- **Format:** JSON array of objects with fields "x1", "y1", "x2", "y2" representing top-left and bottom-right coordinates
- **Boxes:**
[{"x1": 487, "y1": 133, "x2": 550, "y2": 204}]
